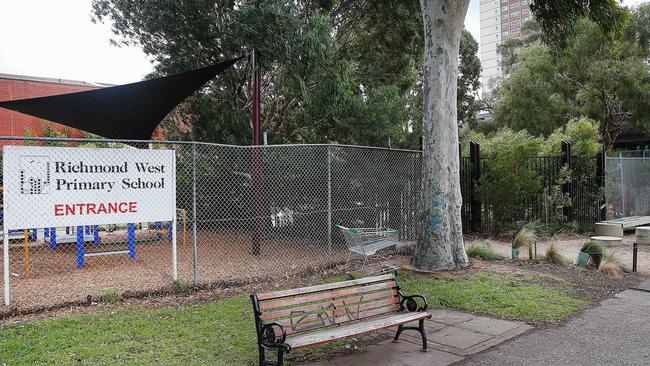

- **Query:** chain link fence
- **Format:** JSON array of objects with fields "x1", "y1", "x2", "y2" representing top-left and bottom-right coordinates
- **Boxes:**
[
  {"x1": 0, "y1": 137, "x2": 421, "y2": 310},
  {"x1": 606, "y1": 152, "x2": 650, "y2": 218}
]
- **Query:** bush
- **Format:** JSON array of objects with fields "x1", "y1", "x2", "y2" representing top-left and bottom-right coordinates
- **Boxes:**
[
  {"x1": 580, "y1": 241, "x2": 604, "y2": 267},
  {"x1": 466, "y1": 241, "x2": 506, "y2": 260}
]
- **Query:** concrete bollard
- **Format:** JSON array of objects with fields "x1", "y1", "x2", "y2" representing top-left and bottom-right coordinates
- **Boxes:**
[{"x1": 636, "y1": 226, "x2": 650, "y2": 245}]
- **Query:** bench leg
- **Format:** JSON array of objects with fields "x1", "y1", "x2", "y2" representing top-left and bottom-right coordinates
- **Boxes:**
[
  {"x1": 392, "y1": 324, "x2": 404, "y2": 343},
  {"x1": 392, "y1": 319, "x2": 428, "y2": 352},
  {"x1": 258, "y1": 349, "x2": 285, "y2": 366},
  {"x1": 418, "y1": 319, "x2": 428, "y2": 352}
]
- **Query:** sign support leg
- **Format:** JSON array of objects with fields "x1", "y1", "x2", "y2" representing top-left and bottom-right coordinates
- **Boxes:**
[
  {"x1": 3, "y1": 228, "x2": 9, "y2": 306},
  {"x1": 172, "y1": 218, "x2": 178, "y2": 281}
]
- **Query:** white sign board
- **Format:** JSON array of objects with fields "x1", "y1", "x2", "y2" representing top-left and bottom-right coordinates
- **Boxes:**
[{"x1": 2, "y1": 146, "x2": 176, "y2": 229}]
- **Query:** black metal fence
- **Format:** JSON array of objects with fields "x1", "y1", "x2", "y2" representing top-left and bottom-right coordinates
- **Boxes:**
[{"x1": 459, "y1": 141, "x2": 604, "y2": 233}]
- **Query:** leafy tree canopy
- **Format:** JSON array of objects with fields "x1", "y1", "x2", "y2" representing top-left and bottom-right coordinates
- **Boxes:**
[{"x1": 91, "y1": 0, "x2": 480, "y2": 149}]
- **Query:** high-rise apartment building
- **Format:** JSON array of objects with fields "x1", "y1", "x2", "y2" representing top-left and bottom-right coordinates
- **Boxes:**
[{"x1": 479, "y1": 0, "x2": 533, "y2": 94}]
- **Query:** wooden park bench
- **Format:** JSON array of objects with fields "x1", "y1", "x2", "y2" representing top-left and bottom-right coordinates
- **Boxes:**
[
  {"x1": 250, "y1": 272, "x2": 431, "y2": 366},
  {"x1": 336, "y1": 224, "x2": 400, "y2": 271}
]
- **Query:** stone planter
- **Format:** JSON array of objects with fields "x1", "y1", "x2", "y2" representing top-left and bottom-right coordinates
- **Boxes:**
[
  {"x1": 636, "y1": 226, "x2": 650, "y2": 245},
  {"x1": 510, "y1": 247, "x2": 519, "y2": 259},
  {"x1": 576, "y1": 251, "x2": 590, "y2": 266}
]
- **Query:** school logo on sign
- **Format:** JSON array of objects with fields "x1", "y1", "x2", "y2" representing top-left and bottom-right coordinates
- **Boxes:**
[{"x1": 19, "y1": 155, "x2": 51, "y2": 195}]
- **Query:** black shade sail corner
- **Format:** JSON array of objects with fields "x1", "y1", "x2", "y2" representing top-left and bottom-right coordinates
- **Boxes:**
[{"x1": 0, "y1": 57, "x2": 242, "y2": 140}]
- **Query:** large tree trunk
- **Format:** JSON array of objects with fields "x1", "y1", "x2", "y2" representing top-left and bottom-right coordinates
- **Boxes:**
[{"x1": 414, "y1": 0, "x2": 469, "y2": 270}]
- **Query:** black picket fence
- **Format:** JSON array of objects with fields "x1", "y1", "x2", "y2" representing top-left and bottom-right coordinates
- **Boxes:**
[{"x1": 460, "y1": 141, "x2": 605, "y2": 233}]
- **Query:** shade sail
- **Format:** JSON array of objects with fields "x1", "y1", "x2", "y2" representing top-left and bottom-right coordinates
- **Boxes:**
[{"x1": 0, "y1": 57, "x2": 242, "y2": 139}]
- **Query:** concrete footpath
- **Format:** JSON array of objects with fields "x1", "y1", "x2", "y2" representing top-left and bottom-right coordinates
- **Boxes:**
[
  {"x1": 308, "y1": 282, "x2": 650, "y2": 366},
  {"x1": 307, "y1": 309, "x2": 532, "y2": 366},
  {"x1": 461, "y1": 287, "x2": 650, "y2": 366}
]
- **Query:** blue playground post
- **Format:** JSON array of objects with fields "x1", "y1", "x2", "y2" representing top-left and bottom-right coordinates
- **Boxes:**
[
  {"x1": 127, "y1": 223, "x2": 136, "y2": 260},
  {"x1": 29, "y1": 229, "x2": 37, "y2": 241},
  {"x1": 168, "y1": 221, "x2": 173, "y2": 241},
  {"x1": 50, "y1": 228, "x2": 57, "y2": 251},
  {"x1": 85, "y1": 226, "x2": 91, "y2": 235},
  {"x1": 93, "y1": 225, "x2": 100, "y2": 245},
  {"x1": 155, "y1": 221, "x2": 162, "y2": 239},
  {"x1": 44, "y1": 227, "x2": 49, "y2": 238},
  {"x1": 76, "y1": 226, "x2": 85, "y2": 269}
]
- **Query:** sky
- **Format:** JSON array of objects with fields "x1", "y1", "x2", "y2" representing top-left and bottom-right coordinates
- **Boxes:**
[{"x1": 0, "y1": 0, "x2": 646, "y2": 85}]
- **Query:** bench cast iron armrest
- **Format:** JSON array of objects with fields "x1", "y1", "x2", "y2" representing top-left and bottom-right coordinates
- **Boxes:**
[
  {"x1": 399, "y1": 294, "x2": 428, "y2": 312},
  {"x1": 260, "y1": 322, "x2": 291, "y2": 352}
]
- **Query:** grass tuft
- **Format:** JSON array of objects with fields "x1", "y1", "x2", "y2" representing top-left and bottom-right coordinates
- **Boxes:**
[
  {"x1": 513, "y1": 227, "x2": 536, "y2": 259},
  {"x1": 598, "y1": 251, "x2": 630, "y2": 275},
  {"x1": 100, "y1": 289, "x2": 123, "y2": 304},
  {"x1": 544, "y1": 243, "x2": 572, "y2": 266},
  {"x1": 466, "y1": 241, "x2": 506, "y2": 261}
]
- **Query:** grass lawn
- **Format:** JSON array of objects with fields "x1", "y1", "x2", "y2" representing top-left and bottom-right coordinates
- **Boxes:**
[{"x1": 0, "y1": 270, "x2": 585, "y2": 365}]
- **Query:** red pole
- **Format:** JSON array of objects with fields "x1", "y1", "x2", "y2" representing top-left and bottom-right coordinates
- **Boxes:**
[{"x1": 251, "y1": 50, "x2": 262, "y2": 255}]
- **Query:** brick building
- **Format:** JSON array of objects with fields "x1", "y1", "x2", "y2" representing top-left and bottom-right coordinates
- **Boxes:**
[{"x1": 0, "y1": 73, "x2": 113, "y2": 139}]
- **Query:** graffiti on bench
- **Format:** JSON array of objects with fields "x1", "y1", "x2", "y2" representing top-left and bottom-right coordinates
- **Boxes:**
[{"x1": 289, "y1": 296, "x2": 364, "y2": 331}]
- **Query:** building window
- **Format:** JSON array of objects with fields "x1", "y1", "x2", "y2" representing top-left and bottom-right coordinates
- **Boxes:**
[
  {"x1": 512, "y1": 11, "x2": 519, "y2": 17},
  {"x1": 523, "y1": 16, "x2": 530, "y2": 22},
  {"x1": 502, "y1": 14, "x2": 509, "y2": 20},
  {"x1": 522, "y1": 8, "x2": 530, "y2": 15},
  {"x1": 511, "y1": 20, "x2": 520, "y2": 26},
  {"x1": 502, "y1": 5, "x2": 508, "y2": 11},
  {"x1": 511, "y1": 3, "x2": 519, "y2": 8},
  {"x1": 502, "y1": 31, "x2": 510, "y2": 36},
  {"x1": 522, "y1": 0, "x2": 529, "y2": 4},
  {"x1": 512, "y1": 28, "x2": 521, "y2": 34}
]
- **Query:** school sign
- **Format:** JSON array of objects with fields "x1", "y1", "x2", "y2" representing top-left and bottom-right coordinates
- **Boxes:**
[{"x1": 3, "y1": 146, "x2": 176, "y2": 229}]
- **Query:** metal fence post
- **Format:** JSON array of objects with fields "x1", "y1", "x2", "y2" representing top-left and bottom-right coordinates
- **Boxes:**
[
  {"x1": 469, "y1": 141, "x2": 481, "y2": 231},
  {"x1": 192, "y1": 142, "x2": 199, "y2": 284},
  {"x1": 327, "y1": 145, "x2": 332, "y2": 262},
  {"x1": 561, "y1": 141, "x2": 573, "y2": 222}
]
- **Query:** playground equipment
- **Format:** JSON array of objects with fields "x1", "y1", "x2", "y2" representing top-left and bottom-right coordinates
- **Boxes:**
[{"x1": 41, "y1": 208, "x2": 187, "y2": 269}]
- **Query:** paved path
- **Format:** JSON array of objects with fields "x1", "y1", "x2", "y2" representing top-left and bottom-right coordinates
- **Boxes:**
[
  {"x1": 461, "y1": 287, "x2": 650, "y2": 366},
  {"x1": 306, "y1": 309, "x2": 532, "y2": 366}
]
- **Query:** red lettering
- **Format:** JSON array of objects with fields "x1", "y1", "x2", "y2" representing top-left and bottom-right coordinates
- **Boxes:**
[
  {"x1": 118, "y1": 202, "x2": 128, "y2": 213},
  {"x1": 65, "y1": 205, "x2": 76, "y2": 216},
  {"x1": 54, "y1": 204, "x2": 64, "y2": 216},
  {"x1": 108, "y1": 202, "x2": 117, "y2": 213},
  {"x1": 97, "y1": 202, "x2": 107, "y2": 214},
  {"x1": 87, "y1": 203, "x2": 96, "y2": 215},
  {"x1": 129, "y1": 202, "x2": 137, "y2": 213}
]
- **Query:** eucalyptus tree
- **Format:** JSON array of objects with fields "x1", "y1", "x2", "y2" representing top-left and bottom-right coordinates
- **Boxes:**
[{"x1": 414, "y1": 0, "x2": 626, "y2": 270}]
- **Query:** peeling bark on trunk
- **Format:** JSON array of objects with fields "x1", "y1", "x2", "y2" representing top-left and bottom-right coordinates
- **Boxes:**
[{"x1": 414, "y1": 0, "x2": 469, "y2": 270}]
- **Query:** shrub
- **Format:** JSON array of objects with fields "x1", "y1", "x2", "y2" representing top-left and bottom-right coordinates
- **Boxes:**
[
  {"x1": 544, "y1": 243, "x2": 572, "y2": 266},
  {"x1": 466, "y1": 241, "x2": 506, "y2": 260},
  {"x1": 580, "y1": 241, "x2": 604, "y2": 267}
]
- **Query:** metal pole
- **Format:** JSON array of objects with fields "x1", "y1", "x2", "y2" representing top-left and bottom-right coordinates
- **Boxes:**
[
  {"x1": 251, "y1": 49, "x2": 262, "y2": 256},
  {"x1": 633, "y1": 242, "x2": 638, "y2": 272},
  {"x1": 327, "y1": 145, "x2": 332, "y2": 262},
  {"x1": 191, "y1": 142, "x2": 198, "y2": 284},
  {"x1": 263, "y1": 132, "x2": 268, "y2": 146}
]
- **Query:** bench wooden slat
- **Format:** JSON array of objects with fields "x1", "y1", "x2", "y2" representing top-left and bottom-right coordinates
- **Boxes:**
[
  {"x1": 274, "y1": 298, "x2": 400, "y2": 334},
  {"x1": 256, "y1": 273, "x2": 395, "y2": 301},
  {"x1": 259, "y1": 281, "x2": 396, "y2": 311},
  {"x1": 282, "y1": 303, "x2": 402, "y2": 336},
  {"x1": 260, "y1": 289, "x2": 398, "y2": 321},
  {"x1": 286, "y1": 312, "x2": 431, "y2": 350}
]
